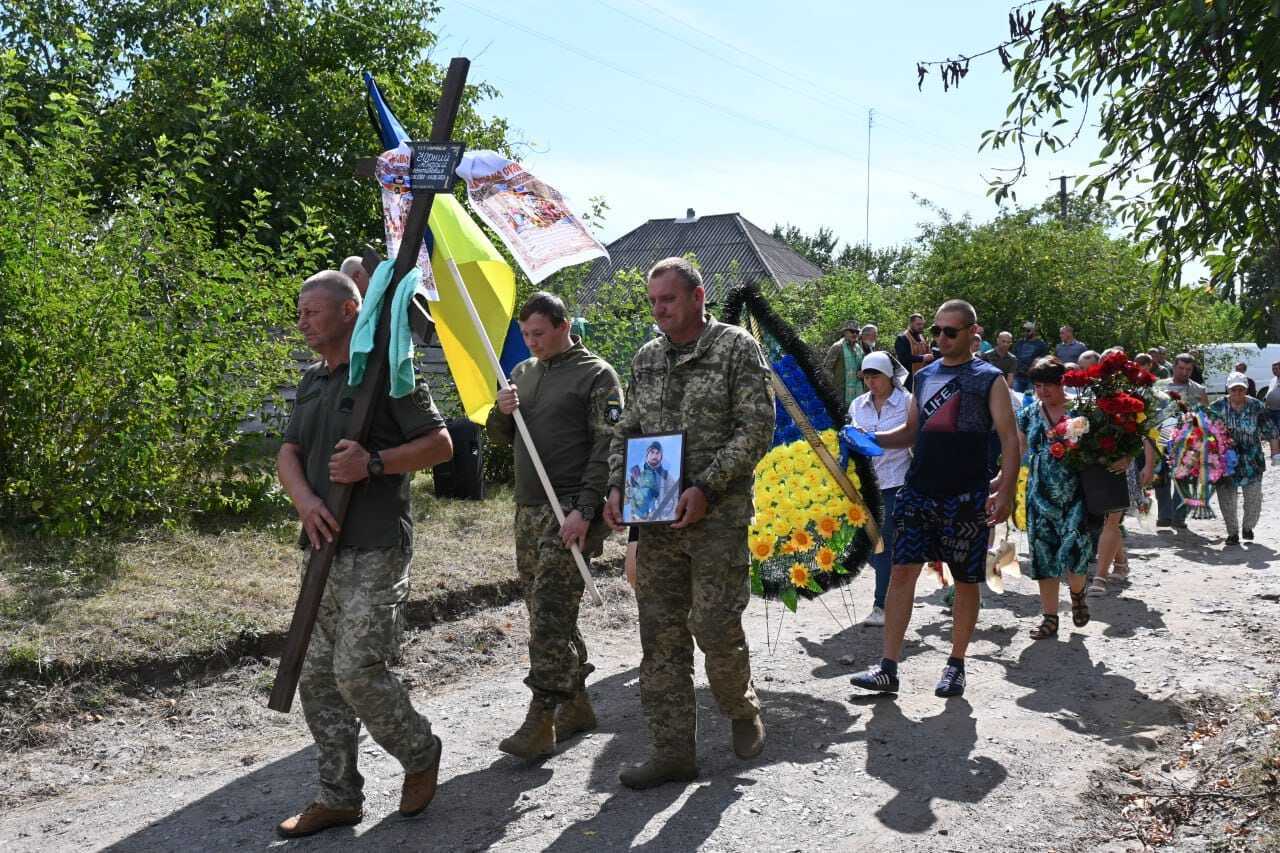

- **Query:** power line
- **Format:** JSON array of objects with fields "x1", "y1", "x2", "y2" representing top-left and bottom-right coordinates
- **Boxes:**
[{"x1": 453, "y1": 2, "x2": 994, "y2": 204}]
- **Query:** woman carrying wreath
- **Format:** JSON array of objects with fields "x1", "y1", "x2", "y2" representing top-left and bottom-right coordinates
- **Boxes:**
[
  {"x1": 1016, "y1": 357, "x2": 1092, "y2": 639},
  {"x1": 1211, "y1": 373, "x2": 1278, "y2": 546}
]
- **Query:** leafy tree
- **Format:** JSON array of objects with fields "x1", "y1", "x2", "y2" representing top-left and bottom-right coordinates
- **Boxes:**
[
  {"x1": 1, "y1": 0, "x2": 512, "y2": 250},
  {"x1": 0, "y1": 66, "x2": 330, "y2": 535},
  {"x1": 771, "y1": 223, "x2": 840, "y2": 271},
  {"x1": 1228, "y1": 246, "x2": 1280, "y2": 345},
  {"x1": 919, "y1": 0, "x2": 1280, "y2": 294},
  {"x1": 902, "y1": 205, "x2": 1240, "y2": 354}
]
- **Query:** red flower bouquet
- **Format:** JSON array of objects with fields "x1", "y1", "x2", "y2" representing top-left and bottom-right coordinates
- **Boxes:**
[{"x1": 1052, "y1": 351, "x2": 1158, "y2": 470}]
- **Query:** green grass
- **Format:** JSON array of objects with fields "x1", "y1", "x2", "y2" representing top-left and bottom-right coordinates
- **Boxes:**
[{"x1": 0, "y1": 477, "x2": 623, "y2": 673}]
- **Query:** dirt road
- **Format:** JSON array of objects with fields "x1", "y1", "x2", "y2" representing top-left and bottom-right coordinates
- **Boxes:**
[{"x1": 3, "y1": 476, "x2": 1278, "y2": 852}]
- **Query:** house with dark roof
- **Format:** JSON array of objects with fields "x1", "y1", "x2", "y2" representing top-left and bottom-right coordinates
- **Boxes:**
[{"x1": 580, "y1": 209, "x2": 824, "y2": 303}]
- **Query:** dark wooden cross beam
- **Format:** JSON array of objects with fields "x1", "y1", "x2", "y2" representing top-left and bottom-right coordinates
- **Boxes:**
[{"x1": 268, "y1": 57, "x2": 471, "y2": 714}]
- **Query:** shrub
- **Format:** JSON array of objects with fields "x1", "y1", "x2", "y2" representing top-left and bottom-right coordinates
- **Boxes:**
[{"x1": 0, "y1": 70, "x2": 329, "y2": 535}]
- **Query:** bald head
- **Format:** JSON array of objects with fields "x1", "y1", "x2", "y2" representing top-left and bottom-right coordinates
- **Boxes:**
[{"x1": 339, "y1": 256, "x2": 371, "y2": 296}]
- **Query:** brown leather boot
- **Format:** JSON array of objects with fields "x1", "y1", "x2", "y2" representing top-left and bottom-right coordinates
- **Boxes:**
[
  {"x1": 400, "y1": 735, "x2": 443, "y2": 816},
  {"x1": 732, "y1": 714, "x2": 765, "y2": 759},
  {"x1": 618, "y1": 755, "x2": 698, "y2": 790},
  {"x1": 554, "y1": 690, "x2": 597, "y2": 742},
  {"x1": 498, "y1": 700, "x2": 556, "y2": 760},
  {"x1": 276, "y1": 802, "x2": 362, "y2": 838}
]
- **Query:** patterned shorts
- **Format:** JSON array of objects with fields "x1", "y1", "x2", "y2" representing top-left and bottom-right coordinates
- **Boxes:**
[{"x1": 891, "y1": 484, "x2": 989, "y2": 584}]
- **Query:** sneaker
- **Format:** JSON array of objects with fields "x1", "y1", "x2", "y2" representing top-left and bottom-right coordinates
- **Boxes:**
[
  {"x1": 1225, "y1": 534, "x2": 1240, "y2": 547},
  {"x1": 1243, "y1": 529, "x2": 1254, "y2": 541},
  {"x1": 850, "y1": 664, "x2": 899, "y2": 694},
  {"x1": 934, "y1": 663, "x2": 966, "y2": 698},
  {"x1": 1172, "y1": 520, "x2": 1189, "y2": 529},
  {"x1": 1156, "y1": 519, "x2": 1173, "y2": 529},
  {"x1": 862, "y1": 606, "x2": 886, "y2": 627}
]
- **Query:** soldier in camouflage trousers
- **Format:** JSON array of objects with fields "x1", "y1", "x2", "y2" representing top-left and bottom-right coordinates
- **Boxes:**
[
  {"x1": 275, "y1": 270, "x2": 454, "y2": 838},
  {"x1": 605, "y1": 257, "x2": 776, "y2": 790},
  {"x1": 487, "y1": 292, "x2": 623, "y2": 760}
]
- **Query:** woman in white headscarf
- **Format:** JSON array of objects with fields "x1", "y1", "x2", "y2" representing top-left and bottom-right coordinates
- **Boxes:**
[{"x1": 848, "y1": 351, "x2": 912, "y2": 627}]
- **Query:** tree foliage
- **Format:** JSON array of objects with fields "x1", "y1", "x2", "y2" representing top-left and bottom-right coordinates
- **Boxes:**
[
  {"x1": 921, "y1": 0, "x2": 1280, "y2": 292},
  {"x1": 771, "y1": 222, "x2": 915, "y2": 287},
  {"x1": 902, "y1": 206, "x2": 1241, "y2": 354},
  {"x1": 0, "y1": 0, "x2": 511, "y2": 250},
  {"x1": 0, "y1": 63, "x2": 330, "y2": 535}
]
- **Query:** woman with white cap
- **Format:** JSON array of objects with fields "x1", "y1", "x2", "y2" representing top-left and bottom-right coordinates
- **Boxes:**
[
  {"x1": 1210, "y1": 372, "x2": 1278, "y2": 546},
  {"x1": 848, "y1": 351, "x2": 912, "y2": 627}
]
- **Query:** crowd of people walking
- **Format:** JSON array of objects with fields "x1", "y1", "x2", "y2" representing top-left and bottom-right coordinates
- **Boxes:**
[{"x1": 828, "y1": 308, "x2": 1280, "y2": 681}]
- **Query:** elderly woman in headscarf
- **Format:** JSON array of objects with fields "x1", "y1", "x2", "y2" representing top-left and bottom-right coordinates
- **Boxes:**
[{"x1": 847, "y1": 351, "x2": 912, "y2": 627}]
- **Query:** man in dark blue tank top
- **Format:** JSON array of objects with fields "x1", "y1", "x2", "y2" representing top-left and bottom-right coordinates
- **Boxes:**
[{"x1": 849, "y1": 299, "x2": 1020, "y2": 699}]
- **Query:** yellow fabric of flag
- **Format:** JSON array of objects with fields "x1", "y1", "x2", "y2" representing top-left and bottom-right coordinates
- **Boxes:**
[{"x1": 428, "y1": 194, "x2": 516, "y2": 424}]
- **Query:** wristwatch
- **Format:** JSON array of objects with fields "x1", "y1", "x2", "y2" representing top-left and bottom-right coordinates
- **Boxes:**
[
  {"x1": 367, "y1": 449, "x2": 384, "y2": 477},
  {"x1": 576, "y1": 504, "x2": 597, "y2": 521}
]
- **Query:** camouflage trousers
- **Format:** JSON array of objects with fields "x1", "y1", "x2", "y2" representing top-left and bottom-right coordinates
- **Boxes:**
[
  {"x1": 635, "y1": 522, "x2": 760, "y2": 759},
  {"x1": 298, "y1": 547, "x2": 438, "y2": 809},
  {"x1": 514, "y1": 504, "x2": 606, "y2": 706}
]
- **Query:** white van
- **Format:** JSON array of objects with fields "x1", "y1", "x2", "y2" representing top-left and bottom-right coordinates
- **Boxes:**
[{"x1": 1200, "y1": 343, "x2": 1280, "y2": 395}]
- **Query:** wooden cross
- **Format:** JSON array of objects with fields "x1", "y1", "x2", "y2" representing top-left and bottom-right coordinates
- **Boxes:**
[{"x1": 268, "y1": 57, "x2": 471, "y2": 714}]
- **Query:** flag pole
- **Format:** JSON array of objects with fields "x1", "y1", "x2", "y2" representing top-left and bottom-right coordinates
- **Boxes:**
[{"x1": 436, "y1": 250, "x2": 605, "y2": 606}]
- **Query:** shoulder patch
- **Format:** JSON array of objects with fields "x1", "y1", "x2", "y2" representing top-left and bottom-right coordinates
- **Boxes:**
[{"x1": 605, "y1": 392, "x2": 623, "y2": 424}]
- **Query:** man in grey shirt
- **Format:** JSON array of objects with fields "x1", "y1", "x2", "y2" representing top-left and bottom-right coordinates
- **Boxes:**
[
  {"x1": 980, "y1": 330, "x2": 1018, "y2": 380},
  {"x1": 1054, "y1": 325, "x2": 1088, "y2": 363}
]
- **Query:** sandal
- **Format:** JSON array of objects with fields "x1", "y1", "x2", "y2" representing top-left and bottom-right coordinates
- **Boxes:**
[
  {"x1": 1088, "y1": 576, "x2": 1110, "y2": 597},
  {"x1": 1030, "y1": 614, "x2": 1060, "y2": 640},
  {"x1": 1113, "y1": 555, "x2": 1130, "y2": 579},
  {"x1": 1070, "y1": 588, "x2": 1091, "y2": 627}
]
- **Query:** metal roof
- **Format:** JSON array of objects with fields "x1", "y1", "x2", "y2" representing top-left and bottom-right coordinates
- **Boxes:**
[{"x1": 579, "y1": 212, "x2": 824, "y2": 304}]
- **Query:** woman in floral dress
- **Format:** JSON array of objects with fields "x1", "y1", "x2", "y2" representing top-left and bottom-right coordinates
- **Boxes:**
[
  {"x1": 1211, "y1": 373, "x2": 1278, "y2": 546},
  {"x1": 1016, "y1": 357, "x2": 1092, "y2": 639}
]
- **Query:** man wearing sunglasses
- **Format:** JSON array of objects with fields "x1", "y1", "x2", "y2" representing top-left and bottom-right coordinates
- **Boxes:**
[{"x1": 850, "y1": 299, "x2": 1019, "y2": 700}]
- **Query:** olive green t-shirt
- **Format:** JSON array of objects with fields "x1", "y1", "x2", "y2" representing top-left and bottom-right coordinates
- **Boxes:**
[{"x1": 283, "y1": 362, "x2": 446, "y2": 550}]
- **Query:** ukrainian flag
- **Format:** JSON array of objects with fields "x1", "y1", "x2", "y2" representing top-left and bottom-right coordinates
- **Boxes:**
[
  {"x1": 428, "y1": 195, "x2": 516, "y2": 423},
  {"x1": 365, "y1": 72, "x2": 515, "y2": 424}
]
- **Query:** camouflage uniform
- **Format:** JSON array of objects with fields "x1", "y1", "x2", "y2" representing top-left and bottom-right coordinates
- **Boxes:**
[
  {"x1": 608, "y1": 316, "x2": 775, "y2": 759},
  {"x1": 298, "y1": 547, "x2": 439, "y2": 809},
  {"x1": 513, "y1": 504, "x2": 607, "y2": 701},
  {"x1": 487, "y1": 338, "x2": 623, "y2": 707},
  {"x1": 282, "y1": 363, "x2": 446, "y2": 809}
]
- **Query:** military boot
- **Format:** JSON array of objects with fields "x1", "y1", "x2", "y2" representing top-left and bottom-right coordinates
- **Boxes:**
[
  {"x1": 498, "y1": 700, "x2": 556, "y2": 760},
  {"x1": 618, "y1": 755, "x2": 698, "y2": 790},
  {"x1": 732, "y1": 714, "x2": 766, "y2": 759},
  {"x1": 554, "y1": 690, "x2": 597, "y2": 742}
]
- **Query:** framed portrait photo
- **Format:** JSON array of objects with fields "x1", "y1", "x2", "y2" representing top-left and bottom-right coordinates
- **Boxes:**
[{"x1": 622, "y1": 432, "x2": 685, "y2": 525}]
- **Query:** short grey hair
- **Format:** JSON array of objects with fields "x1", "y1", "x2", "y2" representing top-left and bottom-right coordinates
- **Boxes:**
[
  {"x1": 339, "y1": 256, "x2": 366, "y2": 279},
  {"x1": 300, "y1": 270, "x2": 362, "y2": 307},
  {"x1": 647, "y1": 256, "x2": 702, "y2": 291}
]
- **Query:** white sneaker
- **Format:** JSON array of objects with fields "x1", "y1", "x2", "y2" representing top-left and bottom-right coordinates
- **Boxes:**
[{"x1": 862, "y1": 606, "x2": 886, "y2": 627}]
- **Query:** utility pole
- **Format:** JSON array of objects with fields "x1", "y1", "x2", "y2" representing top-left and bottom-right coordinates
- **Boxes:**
[{"x1": 865, "y1": 108, "x2": 873, "y2": 246}]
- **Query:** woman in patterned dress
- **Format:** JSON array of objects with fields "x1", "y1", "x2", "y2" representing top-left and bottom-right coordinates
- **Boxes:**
[
  {"x1": 1211, "y1": 373, "x2": 1278, "y2": 546},
  {"x1": 1017, "y1": 357, "x2": 1092, "y2": 639}
]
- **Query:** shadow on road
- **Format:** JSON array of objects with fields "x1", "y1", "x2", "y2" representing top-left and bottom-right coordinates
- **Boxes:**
[
  {"x1": 858, "y1": 696, "x2": 1007, "y2": 834},
  {"x1": 974, "y1": 633, "x2": 1178, "y2": 749}
]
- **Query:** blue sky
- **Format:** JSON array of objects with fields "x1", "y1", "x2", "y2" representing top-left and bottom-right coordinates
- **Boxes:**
[{"x1": 431, "y1": 0, "x2": 1103, "y2": 249}]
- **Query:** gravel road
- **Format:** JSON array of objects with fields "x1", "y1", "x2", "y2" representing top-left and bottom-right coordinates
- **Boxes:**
[{"x1": 3, "y1": 474, "x2": 1278, "y2": 852}]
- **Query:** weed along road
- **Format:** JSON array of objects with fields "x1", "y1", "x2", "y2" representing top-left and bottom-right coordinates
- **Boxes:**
[{"x1": 3, "y1": 476, "x2": 1280, "y2": 850}]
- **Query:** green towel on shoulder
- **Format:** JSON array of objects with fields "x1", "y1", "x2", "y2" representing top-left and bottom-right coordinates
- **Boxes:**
[{"x1": 348, "y1": 260, "x2": 420, "y2": 398}]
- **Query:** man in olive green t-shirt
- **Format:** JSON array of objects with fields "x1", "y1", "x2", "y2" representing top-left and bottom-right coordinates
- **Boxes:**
[{"x1": 275, "y1": 270, "x2": 453, "y2": 838}]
